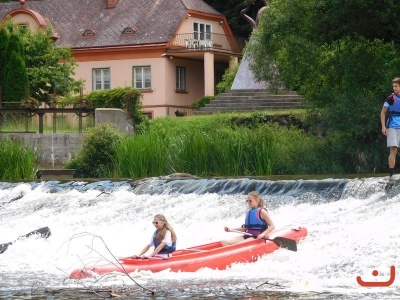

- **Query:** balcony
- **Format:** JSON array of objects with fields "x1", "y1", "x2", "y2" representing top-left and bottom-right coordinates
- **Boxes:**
[{"x1": 168, "y1": 33, "x2": 246, "y2": 55}]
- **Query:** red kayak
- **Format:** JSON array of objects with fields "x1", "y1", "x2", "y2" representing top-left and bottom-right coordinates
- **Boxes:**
[{"x1": 70, "y1": 226, "x2": 307, "y2": 279}]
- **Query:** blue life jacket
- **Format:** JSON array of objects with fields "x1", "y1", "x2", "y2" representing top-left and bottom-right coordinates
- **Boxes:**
[
  {"x1": 153, "y1": 231, "x2": 176, "y2": 254},
  {"x1": 386, "y1": 93, "x2": 400, "y2": 128},
  {"x1": 244, "y1": 208, "x2": 268, "y2": 231}
]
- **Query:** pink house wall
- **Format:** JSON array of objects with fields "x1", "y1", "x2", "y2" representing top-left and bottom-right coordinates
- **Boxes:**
[{"x1": 2, "y1": 6, "x2": 241, "y2": 119}]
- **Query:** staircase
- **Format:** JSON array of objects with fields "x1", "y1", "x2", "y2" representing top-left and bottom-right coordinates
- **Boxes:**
[{"x1": 194, "y1": 89, "x2": 304, "y2": 115}]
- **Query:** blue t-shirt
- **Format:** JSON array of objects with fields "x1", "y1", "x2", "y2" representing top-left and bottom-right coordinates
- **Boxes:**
[{"x1": 384, "y1": 94, "x2": 400, "y2": 129}]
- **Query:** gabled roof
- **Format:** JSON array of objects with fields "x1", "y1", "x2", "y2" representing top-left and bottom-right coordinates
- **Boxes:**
[{"x1": 0, "y1": 0, "x2": 222, "y2": 49}]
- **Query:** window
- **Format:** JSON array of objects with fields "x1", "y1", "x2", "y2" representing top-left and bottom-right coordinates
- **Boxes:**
[
  {"x1": 176, "y1": 67, "x2": 186, "y2": 91},
  {"x1": 92, "y1": 68, "x2": 111, "y2": 90},
  {"x1": 83, "y1": 29, "x2": 96, "y2": 38},
  {"x1": 133, "y1": 66, "x2": 151, "y2": 89},
  {"x1": 142, "y1": 112, "x2": 153, "y2": 120},
  {"x1": 122, "y1": 27, "x2": 136, "y2": 35},
  {"x1": 193, "y1": 22, "x2": 211, "y2": 40},
  {"x1": 19, "y1": 23, "x2": 29, "y2": 30}
]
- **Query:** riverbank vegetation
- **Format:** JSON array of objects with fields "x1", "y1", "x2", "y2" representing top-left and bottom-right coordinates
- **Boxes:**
[
  {"x1": 247, "y1": 0, "x2": 400, "y2": 176},
  {"x1": 0, "y1": 107, "x2": 389, "y2": 180},
  {"x1": 65, "y1": 111, "x2": 386, "y2": 179},
  {"x1": 0, "y1": 138, "x2": 35, "y2": 180}
]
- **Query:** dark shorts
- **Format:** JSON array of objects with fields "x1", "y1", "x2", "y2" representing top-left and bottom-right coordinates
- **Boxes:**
[{"x1": 244, "y1": 229, "x2": 262, "y2": 239}]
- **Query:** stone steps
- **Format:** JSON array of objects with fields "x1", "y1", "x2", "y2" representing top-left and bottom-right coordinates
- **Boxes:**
[{"x1": 194, "y1": 89, "x2": 304, "y2": 115}]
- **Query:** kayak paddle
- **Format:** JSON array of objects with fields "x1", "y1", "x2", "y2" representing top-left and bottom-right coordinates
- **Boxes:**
[
  {"x1": 228, "y1": 228, "x2": 297, "y2": 252},
  {"x1": 0, "y1": 226, "x2": 51, "y2": 254}
]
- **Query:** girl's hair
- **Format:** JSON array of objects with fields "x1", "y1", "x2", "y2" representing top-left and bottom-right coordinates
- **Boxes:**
[
  {"x1": 392, "y1": 77, "x2": 400, "y2": 85},
  {"x1": 154, "y1": 214, "x2": 177, "y2": 243},
  {"x1": 248, "y1": 191, "x2": 266, "y2": 210}
]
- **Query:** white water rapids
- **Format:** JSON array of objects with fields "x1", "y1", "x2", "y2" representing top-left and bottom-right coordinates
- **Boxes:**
[{"x1": 0, "y1": 176, "x2": 399, "y2": 299}]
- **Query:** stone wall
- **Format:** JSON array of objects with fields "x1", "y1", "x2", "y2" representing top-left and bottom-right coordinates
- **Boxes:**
[
  {"x1": 2, "y1": 133, "x2": 84, "y2": 167},
  {"x1": 95, "y1": 108, "x2": 134, "y2": 135},
  {"x1": 1, "y1": 108, "x2": 134, "y2": 166}
]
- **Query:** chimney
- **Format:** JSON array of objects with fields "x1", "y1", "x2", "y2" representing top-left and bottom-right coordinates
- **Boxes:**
[{"x1": 107, "y1": 0, "x2": 119, "y2": 8}]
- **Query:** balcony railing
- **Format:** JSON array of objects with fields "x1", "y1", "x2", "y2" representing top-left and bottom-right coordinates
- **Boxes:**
[{"x1": 169, "y1": 33, "x2": 246, "y2": 55}]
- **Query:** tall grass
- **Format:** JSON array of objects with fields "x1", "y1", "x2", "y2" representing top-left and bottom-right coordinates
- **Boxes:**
[
  {"x1": 113, "y1": 133, "x2": 169, "y2": 178},
  {"x1": 114, "y1": 127, "x2": 277, "y2": 178},
  {"x1": 0, "y1": 139, "x2": 36, "y2": 180}
]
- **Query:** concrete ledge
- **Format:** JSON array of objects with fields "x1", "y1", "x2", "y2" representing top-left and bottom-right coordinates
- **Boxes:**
[{"x1": 36, "y1": 169, "x2": 76, "y2": 180}]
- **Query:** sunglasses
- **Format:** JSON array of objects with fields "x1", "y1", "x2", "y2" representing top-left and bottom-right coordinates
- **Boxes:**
[{"x1": 152, "y1": 221, "x2": 161, "y2": 225}]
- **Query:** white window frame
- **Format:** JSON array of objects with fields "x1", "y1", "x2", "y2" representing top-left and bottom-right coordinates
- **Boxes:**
[
  {"x1": 133, "y1": 66, "x2": 151, "y2": 89},
  {"x1": 92, "y1": 68, "x2": 111, "y2": 90},
  {"x1": 176, "y1": 67, "x2": 186, "y2": 91},
  {"x1": 193, "y1": 22, "x2": 211, "y2": 40}
]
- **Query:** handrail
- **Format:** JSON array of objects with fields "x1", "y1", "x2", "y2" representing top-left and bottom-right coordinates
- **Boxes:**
[{"x1": 169, "y1": 33, "x2": 246, "y2": 54}]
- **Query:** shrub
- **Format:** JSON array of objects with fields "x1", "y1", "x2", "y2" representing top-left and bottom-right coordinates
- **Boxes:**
[
  {"x1": 65, "y1": 124, "x2": 122, "y2": 178},
  {"x1": 192, "y1": 95, "x2": 215, "y2": 109},
  {"x1": 216, "y1": 63, "x2": 239, "y2": 94},
  {"x1": 62, "y1": 87, "x2": 147, "y2": 128}
]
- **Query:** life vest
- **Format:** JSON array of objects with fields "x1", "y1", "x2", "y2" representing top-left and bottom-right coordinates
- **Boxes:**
[
  {"x1": 244, "y1": 208, "x2": 268, "y2": 231},
  {"x1": 152, "y1": 231, "x2": 176, "y2": 254},
  {"x1": 386, "y1": 93, "x2": 400, "y2": 128}
]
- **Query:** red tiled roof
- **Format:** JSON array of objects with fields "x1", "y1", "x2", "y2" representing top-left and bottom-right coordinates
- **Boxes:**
[{"x1": 0, "y1": 0, "x2": 222, "y2": 48}]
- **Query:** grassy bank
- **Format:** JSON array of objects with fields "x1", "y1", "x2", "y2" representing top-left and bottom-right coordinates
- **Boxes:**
[
  {"x1": 2, "y1": 111, "x2": 388, "y2": 180},
  {"x1": 0, "y1": 138, "x2": 36, "y2": 180},
  {"x1": 112, "y1": 112, "x2": 344, "y2": 178}
]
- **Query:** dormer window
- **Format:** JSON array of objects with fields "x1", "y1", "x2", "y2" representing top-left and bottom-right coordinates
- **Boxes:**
[
  {"x1": 82, "y1": 29, "x2": 96, "y2": 38},
  {"x1": 121, "y1": 27, "x2": 136, "y2": 35},
  {"x1": 19, "y1": 23, "x2": 29, "y2": 30}
]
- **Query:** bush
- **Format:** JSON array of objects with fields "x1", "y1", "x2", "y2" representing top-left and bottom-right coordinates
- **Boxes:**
[
  {"x1": 62, "y1": 87, "x2": 147, "y2": 128},
  {"x1": 192, "y1": 96, "x2": 215, "y2": 109},
  {"x1": 216, "y1": 63, "x2": 239, "y2": 94},
  {"x1": 65, "y1": 124, "x2": 122, "y2": 178}
]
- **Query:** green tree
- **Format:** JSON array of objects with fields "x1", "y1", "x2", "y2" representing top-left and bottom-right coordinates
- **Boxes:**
[
  {"x1": 248, "y1": 0, "x2": 400, "y2": 131},
  {"x1": 247, "y1": 0, "x2": 400, "y2": 172},
  {"x1": 0, "y1": 27, "x2": 9, "y2": 103},
  {"x1": 0, "y1": 20, "x2": 81, "y2": 104},
  {"x1": 3, "y1": 50, "x2": 29, "y2": 103},
  {"x1": 204, "y1": 0, "x2": 257, "y2": 38},
  {"x1": 22, "y1": 27, "x2": 82, "y2": 103},
  {"x1": 2, "y1": 32, "x2": 28, "y2": 104}
]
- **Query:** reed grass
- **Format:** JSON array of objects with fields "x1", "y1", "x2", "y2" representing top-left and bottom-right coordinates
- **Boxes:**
[
  {"x1": 0, "y1": 138, "x2": 36, "y2": 180},
  {"x1": 114, "y1": 133, "x2": 169, "y2": 178},
  {"x1": 114, "y1": 126, "x2": 277, "y2": 178}
]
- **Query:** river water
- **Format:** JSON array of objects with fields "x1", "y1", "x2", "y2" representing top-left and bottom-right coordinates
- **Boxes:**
[{"x1": 0, "y1": 176, "x2": 399, "y2": 299}]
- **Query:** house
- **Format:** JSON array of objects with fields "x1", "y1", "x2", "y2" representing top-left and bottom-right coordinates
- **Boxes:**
[{"x1": 0, "y1": 0, "x2": 245, "y2": 119}]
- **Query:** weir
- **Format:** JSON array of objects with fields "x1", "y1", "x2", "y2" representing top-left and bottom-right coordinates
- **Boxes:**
[
  {"x1": 1, "y1": 175, "x2": 399, "y2": 300},
  {"x1": 0, "y1": 176, "x2": 393, "y2": 202}
]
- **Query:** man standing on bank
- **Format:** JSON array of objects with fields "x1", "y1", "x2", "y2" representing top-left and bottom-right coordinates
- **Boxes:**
[{"x1": 381, "y1": 77, "x2": 400, "y2": 179}]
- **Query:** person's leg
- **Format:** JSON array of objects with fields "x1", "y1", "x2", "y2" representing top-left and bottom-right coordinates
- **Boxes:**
[
  {"x1": 389, "y1": 147, "x2": 397, "y2": 168},
  {"x1": 221, "y1": 236, "x2": 245, "y2": 246},
  {"x1": 387, "y1": 128, "x2": 398, "y2": 177}
]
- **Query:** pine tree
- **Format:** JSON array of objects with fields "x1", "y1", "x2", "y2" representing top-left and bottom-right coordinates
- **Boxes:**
[
  {"x1": 0, "y1": 27, "x2": 9, "y2": 104},
  {"x1": 3, "y1": 51, "x2": 29, "y2": 105}
]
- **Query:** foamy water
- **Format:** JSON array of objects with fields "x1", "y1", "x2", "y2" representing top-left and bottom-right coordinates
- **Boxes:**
[{"x1": 0, "y1": 177, "x2": 399, "y2": 299}]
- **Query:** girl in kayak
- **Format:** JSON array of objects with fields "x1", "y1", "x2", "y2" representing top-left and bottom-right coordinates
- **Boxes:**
[
  {"x1": 133, "y1": 214, "x2": 177, "y2": 258},
  {"x1": 222, "y1": 191, "x2": 275, "y2": 246}
]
